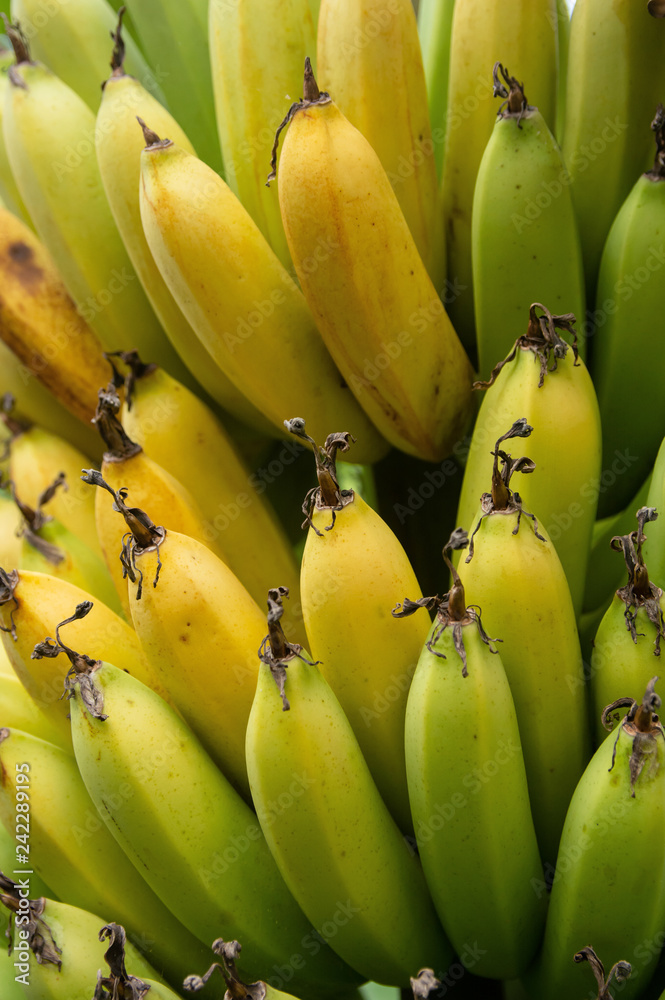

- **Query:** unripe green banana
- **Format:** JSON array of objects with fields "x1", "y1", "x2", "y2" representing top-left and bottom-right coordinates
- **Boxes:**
[
  {"x1": 417, "y1": 0, "x2": 455, "y2": 177},
  {"x1": 642, "y1": 434, "x2": 665, "y2": 586},
  {"x1": 395, "y1": 529, "x2": 546, "y2": 980},
  {"x1": 458, "y1": 419, "x2": 590, "y2": 865},
  {"x1": 472, "y1": 66, "x2": 585, "y2": 377},
  {"x1": 0, "y1": 673, "x2": 71, "y2": 749},
  {"x1": 245, "y1": 587, "x2": 454, "y2": 987}
]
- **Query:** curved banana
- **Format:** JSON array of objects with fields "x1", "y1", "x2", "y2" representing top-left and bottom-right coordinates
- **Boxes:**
[
  {"x1": 458, "y1": 419, "x2": 590, "y2": 866},
  {"x1": 274, "y1": 62, "x2": 474, "y2": 462},
  {"x1": 440, "y1": 0, "x2": 558, "y2": 354},
  {"x1": 0, "y1": 203, "x2": 109, "y2": 426},
  {"x1": 317, "y1": 0, "x2": 444, "y2": 288},
  {"x1": 455, "y1": 305, "x2": 601, "y2": 620},
  {"x1": 472, "y1": 66, "x2": 585, "y2": 377},
  {"x1": 0, "y1": 673, "x2": 69, "y2": 748},
  {"x1": 0, "y1": 726, "x2": 220, "y2": 990},
  {"x1": 590, "y1": 507, "x2": 665, "y2": 745},
  {"x1": 10, "y1": 0, "x2": 164, "y2": 111},
  {"x1": 290, "y1": 419, "x2": 428, "y2": 834},
  {"x1": 592, "y1": 106, "x2": 665, "y2": 517},
  {"x1": 245, "y1": 587, "x2": 454, "y2": 986},
  {"x1": 117, "y1": 352, "x2": 301, "y2": 619},
  {"x1": 209, "y1": 0, "x2": 314, "y2": 271},
  {"x1": 0, "y1": 48, "x2": 31, "y2": 226},
  {"x1": 395, "y1": 529, "x2": 546, "y2": 980},
  {"x1": 526, "y1": 679, "x2": 665, "y2": 1000},
  {"x1": 51, "y1": 609, "x2": 363, "y2": 997},
  {"x1": 417, "y1": 0, "x2": 455, "y2": 178},
  {"x1": 561, "y1": 0, "x2": 665, "y2": 300},
  {"x1": 138, "y1": 120, "x2": 386, "y2": 463}
]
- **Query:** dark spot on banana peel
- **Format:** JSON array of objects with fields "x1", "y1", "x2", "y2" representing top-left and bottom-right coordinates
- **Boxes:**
[{"x1": 5, "y1": 241, "x2": 43, "y2": 286}]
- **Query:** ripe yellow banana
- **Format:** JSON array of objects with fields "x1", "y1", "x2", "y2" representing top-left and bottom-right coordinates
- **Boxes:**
[
  {"x1": 0, "y1": 486, "x2": 22, "y2": 570},
  {"x1": 209, "y1": 0, "x2": 314, "y2": 271},
  {"x1": 395, "y1": 529, "x2": 546, "y2": 980},
  {"x1": 472, "y1": 67, "x2": 585, "y2": 377},
  {"x1": 246, "y1": 587, "x2": 454, "y2": 986},
  {"x1": 458, "y1": 419, "x2": 590, "y2": 865},
  {"x1": 317, "y1": 0, "x2": 444, "y2": 288},
  {"x1": 454, "y1": 305, "x2": 601, "y2": 620},
  {"x1": 274, "y1": 61, "x2": 473, "y2": 462},
  {"x1": 138, "y1": 122, "x2": 385, "y2": 462},
  {"x1": 417, "y1": 0, "x2": 455, "y2": 178},
  {"x1": 289, "y1": 418, "x2": 427, "y2": 833},
  {"x1": 0, "y1": 725, "x2": 219, "y2": 989},
  {"x1": 0, "y1": 672, "x2": 69, "y2": 748},
  {"x1": 440, "y1": 0, "x2": 558, "y2": 353},
  {"x1": 0, "y1": 48, "x2": 31, "y2": 226}
]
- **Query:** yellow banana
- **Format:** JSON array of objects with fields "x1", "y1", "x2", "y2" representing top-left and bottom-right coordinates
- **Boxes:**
[
  {"x1": 0, "y1": 485, "x2": 22, "y2": 569},
  {"x1": 208, "y1": 0, "x2": 314, "y2": 271},
  {"x1": 138, "y1": 122, "x2": 386, "y2": 462},
  {"x1": 440, "y1": 0, "x2": 558, "y2": 354},
  {"x1": 0, "y1": 48, "x2": 31, "y2": 226},
  {"x1": 317, "y1": 0, "x2": 444, "y2": 288},
  {"x1": 395, "y1": 529, "x2": 546, "y2": 980},
  {"x1": 245, "y1": 587, "x2": 454, "y2": 986},
  {"x1": 0, "y1": 672, "x2": 69, "y2": 748},
  {"x1": 273, "y1": 61, "x2": 474, "y2": 462},
  {"x1": 458, "y1": 419, "x2": 590, "y2": 866},
  {"x1": 117, "y1": 352, "x2": 301, "y2": 622},
  {"x1": 289, "y1": 418, "x2": 428, "y2": 834}
]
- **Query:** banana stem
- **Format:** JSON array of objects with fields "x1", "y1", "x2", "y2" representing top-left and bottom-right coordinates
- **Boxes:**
[
  {"x1": 1, "y1": 17, "x2": 32, "y2": 67},
  {"x1": 93, "y1": 385, "x2": 142, "y2": 461},
  {"x1": 184, "y1": 939, "x2": 264, "y2": 1000},
  {"x1": 105, "y1": 350, "x2": 158, "y2": 410},
  {"x1": 492, "y1": 62, "x2": 530, "y2": 124},
  {"x1": 0, "y1": 875, "x2": 61, "y2": 966},
  {"x1": 108, "y1": 7, "x2": 127, "y2": 78},
  {"x1": 285, "y1": 418, "x2": 355, "y2": 533},
  {"x1": 647, "y1": 103, "x2": 665, "y2": 180}
]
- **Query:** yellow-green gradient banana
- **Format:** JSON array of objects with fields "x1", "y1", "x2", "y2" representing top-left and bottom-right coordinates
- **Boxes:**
[
  {"x1": 209, "y1": 0, "x2": 313, "y2": 271},
  {"x1": 0, "y1": 48, "x2": 31, "y2": 226},
  {"x1": 592, "y1": 107, "x2": 665, "y2": 517},
  {"x1": 590, "y1": 508, "x2": 665, "y2": 746},
  {"x1": 642, "y1": 435, "x2": 665, "y2": 586},
  {"x1": 561, "y1": 0, "x2": 665, "y2": 300},
  {"x1": 395, "y1": 529, "x2": 546, "y2": 980},
  {"x1": 0, "y1": 673, "x2": 69, "y2": 748},
  {"x1": 289, "y1": 419, "x2": 427, "y2": 834},
  {"x1": 440, "y1": 0, "x2": 558, "y2": 353},
  {"x1": 318, "y1": 0, "x2": 444, "y2": 288},
  {"x1": 117, "y1": 352, "x2": 301, "y2": 621},
  {"x1": 473, "y1": 66, "x2": 585, "y2": 377},
  {"x1": 246, "y1": 587, "x2": 454, "y2": 987},
  {"x1": 56, "y1": 608, "x2": 363, "y2": 997},
  {"x1": 455, "y1": 305, "x2": 601, "y2": 619},
  {"x1": 527, "y1": 679, "x2": 665, "y2": 1000},
  {"x1": 10, "y1": 0, "x2": 163, "y2": 112},
  {"x1": 458, "y1": 419, "x2": 590, "y2": 865},
  {"x1": 274, "y1": 62, "x2": 473, "y2": 462},
  {"x1": 0, "y1": 725, "x2": 216, "y2": 989},
  {"x1": 184, "y1": 937, "x2": 306, "y2": 1000},
  {"x1": 138, "y1": 123, "x2": 385, "y2": 462},
  {"x1": 417, "y1": 0, "x2": 455, "y2": 178}
]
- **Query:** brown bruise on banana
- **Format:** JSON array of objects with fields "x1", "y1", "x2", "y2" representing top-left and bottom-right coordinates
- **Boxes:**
[
  {"x1": 266, "y1": 57, "x2": 332, "y2": 186},
  {"x1": 258, "y1": 586, "x2": 320, "y2": 712},
  {"x1": 392, "y1": 528, "x2": 499, "y2": 678},
  {"x1": 646, "y1": 103, "x2": 665, "y2": 181},
  {"x1": 601, "y1": 677, "x2": 665, "y2": 795},
  {"x1": 93, "y1": 923, "x2": 151, "y2": 1000},
  {"x1": 573, "y1": 946, "x2": 632, "y2": 1000},
  {"x1": 611, "y1": 506, "x2": 665, "y2": 652},
  {"x1": 285, "y1": 417, "x2": 355, "y2": 534},
  {"x1": 492, "y1": 62, "x2": 531, "y2": 126},
  {"x1": 464, "y1": 419, "x2": 545, "y2": 561},
  {"x1": 0, "y1": 873, "x2": 61, "y2": 967},
  {"x1": 184, "y1": 937, "x2": 267, "y2": 1000}
]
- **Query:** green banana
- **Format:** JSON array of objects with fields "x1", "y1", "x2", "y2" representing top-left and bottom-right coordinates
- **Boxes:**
[
  {"x1": 458, "y1": 419, "x2": 590, "y2": 866},
  {"x1": 245, "y1": 587, "x2": 454, "y2": 987},
  {"x1": 472, "y1": 66, "x2": 585, "y2": 377},
  {"x1": 592, "y1": 106, "x2": 665, "y2": 517},
  {"x1": 642, "y1": 434, "x2": 665, "y2": 586},
  {"x1": 417, "y1": 0, "x2": 455, "y2": 178},
  {"x1": 0, "y1": 672, "x2": 72, "y2": 749},
  {"x1": 526, "y1": 679, "x2": 665, "y2": 1000},
  {"x1": 394, "y1": 529, "x2": 546, "y2": 980},
  {"x1": 554, "y1": 0, "x2": 569, "y2": 143}
]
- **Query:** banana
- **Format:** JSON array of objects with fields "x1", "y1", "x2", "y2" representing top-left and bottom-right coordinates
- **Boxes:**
[
  {"x1": 417, "y1": 0, "x2": 455, "y2": 177},
  {"x1": 10, "y1": 0, "x2": 164, "y2": 112},
  {"x1": 526, "y1": 679, "x2": 665, "y2": 1000},
  {"x1": 0, "y1": 48, "x2": 31, "y2": 226},
  {"x1": 394, "y1": 529, "x2": 546, "y2": 980},
  {"x1": 246, "y1": 587, "x2": 454, "y2": 987},
  {"x1": 317, "y1": 0, "x2": 444, "y2": 288},
  {"x1": 0, "y1": 726, "x2": 219, "y2": 990},
  {"x1": 560, "y1": 0, "x2": 665, "y2": 301},
  {"x1": 184, "y1": 938, "x2": 305, "y2": 1000},
  {"x1": 440, "y1": 0, "x2": 558, "y2": 354},
  {"x1": 590, "y1": 508, "x2": 665, "y2": 745},
  {"x1": 457, "y1": 419, "x2": 590, "y2": 866},
  {"x1": 554, "y1": 0, "x2": 569, "y2": 143},
  {"x1": 138, "y1": 120, "x2": 386, "y2": 463},
  {"x1": 50, "y1": 607, "x2": 364, "y2": 997},
  {"x1": 208, "y1": 0, "x2": 314, "y2": 271},
  {"x1": 273, "y1": 61, "x2": 474, "y2": 462},
  {"x1": 591, "y1": 106, "x2": 665, "y2": 517},
  {"x1": 0, "y1": 485, "x2": 22, "y2": 569},
  {"x1": 642, "y1": 434, "x2": 665, "y2": 585},
  {"x1": 472, "y1": 66, "x2": 585, "y2": 377},
  {"x1": 0, "y1": 672, "x2": 70, "y2": 748},
  {"x1": 0, "y1": 202, "x2": 109, "y2": 426},
  {"x1": 455, "y1": 305, "x2": 602, "y2": 620},
  {"x1": 2, "y1": 32, "x2": 183, "y2": 367},
  {"x1": 288, "y1": 418, "x2": 428, "y2": 834},
  {"x1": 116, "y1": 352, "x2": 301, "y2": 622}
]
